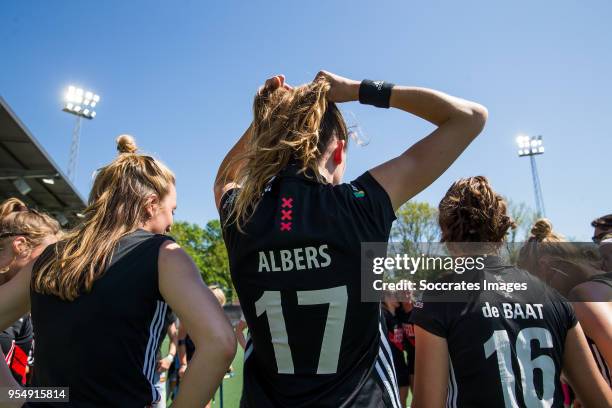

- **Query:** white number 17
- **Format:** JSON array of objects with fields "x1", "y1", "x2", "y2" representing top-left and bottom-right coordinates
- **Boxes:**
[{"x1": 255, "y1": 286, "x2": 348, "y2": 374}]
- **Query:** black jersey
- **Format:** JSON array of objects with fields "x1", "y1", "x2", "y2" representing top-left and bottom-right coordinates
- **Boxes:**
[
  {"x1": 221, "y1": 165, "x2": 399, "y2": 408},
  {"x1": 410, "y1": 258, "x2": 577, "y2": 408},
  {"x1": 29, "y1": 229, "x2": 173, "y2": 407}
]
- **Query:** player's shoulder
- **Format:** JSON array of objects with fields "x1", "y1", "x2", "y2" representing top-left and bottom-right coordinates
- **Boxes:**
[
  {"x1": 332, "y1": 171, "x2": 396, "y2": 226},
  {"x1": 569, "y1": 277, "x2": 612, "y2": 302},
  {"x1": 334, "y1": 171, "x2": 388, "y2": 202}
]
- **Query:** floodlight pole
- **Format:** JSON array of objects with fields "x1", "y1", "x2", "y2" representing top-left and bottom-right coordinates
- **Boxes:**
[
  {"x1": 62, "y1": 86, "x2": 99, "y2": 183},
  {"x1": 529, "y1": 154, "x2": 545, "y2": 218},
  {"x1": 516, "y1": 134, "x2": 546, "y2": 218},
  {"x1": 67, "y1": 116, "x2": 82, "y2": 182}
]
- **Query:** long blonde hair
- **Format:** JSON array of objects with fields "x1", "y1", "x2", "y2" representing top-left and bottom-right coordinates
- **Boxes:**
[
  {"x1": 0, "y1": 198, "x2": 62, "y2": 274},
  {"x1": 222, "y1": 78, "x2": 348, "y2": 230},
  {"x1": 33, "y1": 135, "x2": 175, "y2": 300}
]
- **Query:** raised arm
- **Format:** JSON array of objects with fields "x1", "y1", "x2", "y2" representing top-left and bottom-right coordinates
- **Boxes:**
[
  {"x1": 214, "y1": 75, "x2": 293, "y2": 210},
  {"x1": 318, "y1": 71, "x2": 488, "y2": 210},
  {"x1": 158, "y1": 241, "x2": 236, "y2": 407},
  {"x1": 213, "y1": 123, "x2": 252, "y2": 210}
]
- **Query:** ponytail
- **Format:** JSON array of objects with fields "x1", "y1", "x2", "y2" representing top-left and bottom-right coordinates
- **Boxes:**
[{"x1": 222, "y1": 78, "x2": 347, "y2": 231}]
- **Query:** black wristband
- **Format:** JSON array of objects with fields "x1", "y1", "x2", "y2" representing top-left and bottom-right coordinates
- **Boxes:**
[{"x1": 359, "y1": 79, "x2": 394, "y2": 108}]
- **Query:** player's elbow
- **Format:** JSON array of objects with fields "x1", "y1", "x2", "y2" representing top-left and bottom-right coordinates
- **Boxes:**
[
  {"x1": 471, "y1": 103, "x2": 488, "y2": 125},
  {"x1": 466, "y1": 102, "x2": 488, "y2": 133},
  {"x1": 209, "y1": 326, "x2": 238, "y2": 363},
  {"x1": 456, "y1": 102, "x2": 488, "y2": 138}
]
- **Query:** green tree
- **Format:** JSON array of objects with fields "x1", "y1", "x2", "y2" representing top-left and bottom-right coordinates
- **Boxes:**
[
  {"x1": 391, "y1": 201, "x2": 440, "y2": 248},
  {"x1": 170, "y1": 220, "x2": 234, "y2": 302},
  {"x1": 506, "y1": 199, "x2": 538, "y2": 242},
  {"x1": 390, "y1": 201, "x2": 441, "y2": 281}
]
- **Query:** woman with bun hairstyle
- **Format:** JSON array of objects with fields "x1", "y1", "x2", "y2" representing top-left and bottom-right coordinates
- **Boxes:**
[
  {"x1": 410, "y1": 176, "x2": 611, "y2": 408},
  {"x1": 519, "y1": 218, "x2": 612, "y2": 390},
  {"x1": 215, "y1": 72, "x2": 488, "y2": 407},
  {"x1": 0, "y1": 198, "x2": 61, "y2": 386},
  {"x1": 0, "y1": 135, "x2": 236, "y2": 408},
  {"x1": 518, "y1": 219, "x2": 588, "y2": 296}
]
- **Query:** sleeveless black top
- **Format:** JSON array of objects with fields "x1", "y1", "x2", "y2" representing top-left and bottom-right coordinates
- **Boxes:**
[{"x1": 29, "y1": 229, "x2": 173, "y2": 407}]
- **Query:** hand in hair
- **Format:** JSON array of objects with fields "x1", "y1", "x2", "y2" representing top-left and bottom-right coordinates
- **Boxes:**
[
  {"x1": 314, "y1": 71, "x2": 360, "y2": 103},
  {"x1": 258, "y1": 74, "x2": 293, "y2": 94},
  {"x1": 214, "y1": 74, "x2": 292, "y2": 209}
]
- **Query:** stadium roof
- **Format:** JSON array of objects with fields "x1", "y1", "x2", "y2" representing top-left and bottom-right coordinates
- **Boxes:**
[{"x1": 0, "y1": 95, "x2": 86, "y2": 225}]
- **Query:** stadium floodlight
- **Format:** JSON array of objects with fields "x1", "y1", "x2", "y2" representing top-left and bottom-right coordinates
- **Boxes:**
[
  {"x1": 516, "y1": 134, "x2": 544, "y2": 157},
  {"x1": 63, "y1": 86, "x2": 99, "y2": 120},
  {"x1": 62, "y1": 84, "x2": 101, "y2": 182},
  {"x1": 13, "y1": 178, "x2": 32, "y2": 196},
  {"x1": 515, "y1": 134, "x2": 546, "y2": 217}
]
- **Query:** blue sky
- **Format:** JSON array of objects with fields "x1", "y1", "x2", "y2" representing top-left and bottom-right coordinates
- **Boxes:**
[{"x1": 1, "y1": 0, "x2": 609, "y2": 240}]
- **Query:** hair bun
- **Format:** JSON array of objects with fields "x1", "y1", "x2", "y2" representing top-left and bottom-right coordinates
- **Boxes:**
[
  {"x1": 531, "y1": 218, "x2": 553, "y2": 241},
  {"x1": 116, "y1": 134, "x2": 138, "y2": 154}
]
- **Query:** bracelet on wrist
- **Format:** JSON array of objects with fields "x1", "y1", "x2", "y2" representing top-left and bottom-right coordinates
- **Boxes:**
[{"x1": 358, "y1": 79, "x2": 394, "y2": 108}]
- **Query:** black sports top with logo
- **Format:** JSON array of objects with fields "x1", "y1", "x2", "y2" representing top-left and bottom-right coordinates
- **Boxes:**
[
  {"x1": 410, "y1": 258, "x2": 577, "y2": 408},
  {"x1": 28, "y1": 229, "x2": 173, "y2": 408},
  {"x1": 221, "y1": 165, "x2": 399, "y2": 408}
]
